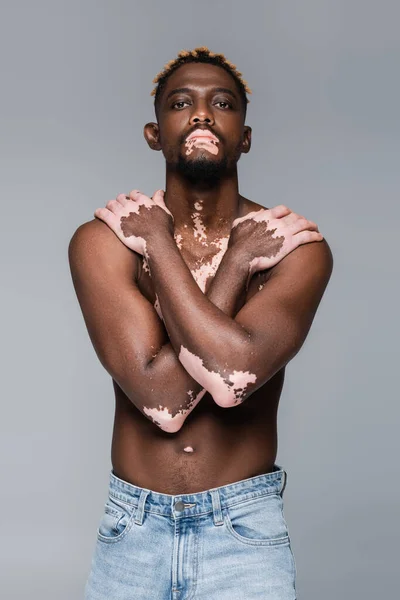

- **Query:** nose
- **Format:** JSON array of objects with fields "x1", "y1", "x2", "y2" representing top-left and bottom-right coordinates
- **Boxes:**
[{"x1": 189, "y1": 103, "x2": 215, "y2": 126}]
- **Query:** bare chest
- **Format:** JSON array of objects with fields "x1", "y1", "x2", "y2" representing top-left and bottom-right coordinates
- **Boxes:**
[{"x1": 137, "y1": 235, "x2": 271, "y2": 313}]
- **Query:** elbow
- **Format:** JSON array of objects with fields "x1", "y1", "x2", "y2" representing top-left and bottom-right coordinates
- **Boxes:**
[
  {"x1": 142, "y1": 401, "x2": 185, "y2": 434},
  {"x1": 158, "y1": 419, "x2": 183, "y2": 434},
  {"x1": 212, "y1": 392, "x2": 233, "y2": 408},
  {"x1": 210, "y1": 371, "x2": 257, "y2": 408},
  {"x1": 212, "y1": 387, "x2": 253, "y2": 409},
  {"x1": 177, "y1": 347, "x2": 258, "y2": 409}
]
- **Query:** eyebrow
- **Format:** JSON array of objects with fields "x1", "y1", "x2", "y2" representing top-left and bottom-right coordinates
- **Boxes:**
[{"x1": 165, "y1": 87, "x2": 238, "y2": 101}]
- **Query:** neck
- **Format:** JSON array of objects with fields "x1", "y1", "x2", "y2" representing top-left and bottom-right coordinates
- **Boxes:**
[{"x1": 163, "y1": 168, "x2": 241, "y2": 239}]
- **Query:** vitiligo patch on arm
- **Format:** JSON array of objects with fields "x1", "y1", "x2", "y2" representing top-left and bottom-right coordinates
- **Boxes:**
[
  {"x1": 142, "y1": 387, "x2": 207, "y2": 433},
  {"x1": 178, "y1": 345, "x2": 257, "y2": 407}
]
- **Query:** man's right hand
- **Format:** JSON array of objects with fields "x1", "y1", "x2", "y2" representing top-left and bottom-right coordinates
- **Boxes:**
[
  {"x1": 228, "y1": 204, "x2": 324, "y2": 277},
  {"x1": 93, "y1": 189, "x2": 174, "y2": 257}
]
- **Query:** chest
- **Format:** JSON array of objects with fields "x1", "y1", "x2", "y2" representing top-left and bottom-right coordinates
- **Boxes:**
[
  {"x1": 137, "y1": 239, "x2": 272, "y2": 323},
  {"x1": 138, "y1": 234, "x2": 231, "y2": 297}
]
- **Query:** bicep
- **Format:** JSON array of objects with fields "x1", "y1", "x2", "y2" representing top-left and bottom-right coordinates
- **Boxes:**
[
  {"x1": 68, "y1": 221, "x2": 167, "y2": 403},
  {"x1": 231, "y1": 240, "x2": 334, "y2": 400}
]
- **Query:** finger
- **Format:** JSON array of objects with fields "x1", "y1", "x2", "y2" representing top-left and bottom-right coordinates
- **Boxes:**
[
  {"x1": 115, "y1": 193, "x2": 130, "y2": 207},
  {"x1": 151, "y1": 189, "x2": 165, "y2": 208},
  {"x1": 293, "y1": 230, "x2": 324, "y2": 246},
  {"x1": 152, "y1": 189, "x2": 174, "y2": 218},
  {"x1": 94, "y1": 207, "x2": 116, "y2": 226},
  {"x1": 290, "y1": 218, "x2": 320, "y2": 235},
  {"x1": 105, "y1": 198, "x2": 121, "y2": 211},
  {"x1": 280, "y1": 212, "x2": 299, "y2": 226},
  {"x1": 269, "y1": 205, "x2": 292, "y2": 219},
  {"x1": 291, "y1": 213, "x2": 319, "y2": 231},
  {"x1": 295, "y1": 214, "x2": 319, "y2": 232},
  {"x1": 129, "y1": 189, "x2": 153, "y2": 209},
  {"x1": 128, "y1": 189, "x2": 142, "y2": 200}
]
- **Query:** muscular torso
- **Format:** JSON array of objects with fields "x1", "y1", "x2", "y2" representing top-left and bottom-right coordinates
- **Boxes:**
[{"x1": 111, "y1": 196, "x2": 286, "y2": 494}]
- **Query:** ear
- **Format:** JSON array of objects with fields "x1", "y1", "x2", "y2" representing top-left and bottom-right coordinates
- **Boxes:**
[
  {"x1": 241, "y1": 125, "x2": 252, "y2": 154},
  {"x1": 144, "y1": 122, "x2": 162, "y2": 151}
]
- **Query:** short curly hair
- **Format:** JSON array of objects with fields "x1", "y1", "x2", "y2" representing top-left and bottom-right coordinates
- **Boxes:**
[{"x1": 151, "y1": 46, "x2": 252, "y2": 118}]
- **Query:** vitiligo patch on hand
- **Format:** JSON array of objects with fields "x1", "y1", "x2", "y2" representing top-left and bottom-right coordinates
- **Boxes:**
[
  {"x1": 231, "y1": 216, "x2": 286, "y2": 274},
  {"x1": 179, "y1": 346, "x2": 257, "y2": 406}
]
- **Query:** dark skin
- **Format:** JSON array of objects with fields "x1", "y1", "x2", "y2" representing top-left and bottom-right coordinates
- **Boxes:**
[{"x1": 68, "y1": 63, "x2": 333, "y2": 494}]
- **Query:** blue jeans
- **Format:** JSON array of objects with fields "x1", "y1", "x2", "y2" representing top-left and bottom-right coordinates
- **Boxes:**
[{"x1": 84, "y1": 464, "x2": 297, "y2": 599}]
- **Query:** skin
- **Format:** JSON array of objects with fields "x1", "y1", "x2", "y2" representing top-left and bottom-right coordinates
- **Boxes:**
[{"x1": 68, "y1": 62, "x2": 334, "y2": 494}]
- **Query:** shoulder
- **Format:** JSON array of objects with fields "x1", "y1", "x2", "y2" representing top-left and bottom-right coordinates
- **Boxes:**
[
  {"x1": 69, "y1": 217, "x2": 115, "y2": 247},
  {"x1": 273, "y1": 236, "x2": 334, "y2": 281},
  {"x1": 68, "y1": 218, "x2": 140, "y2": 277},
  {"x1": 238, "y1": 195, "x2": 268, "y2": 217},
  {"x1": 240, "y1": 195, "x2": 334, "y2": 279}
]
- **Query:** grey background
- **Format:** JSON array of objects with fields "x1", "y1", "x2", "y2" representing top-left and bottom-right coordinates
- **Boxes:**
[{"x1": 1, "y1": 1, "x2": 398, "y2": 598}]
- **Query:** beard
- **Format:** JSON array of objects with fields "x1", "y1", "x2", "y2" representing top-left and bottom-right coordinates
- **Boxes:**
[{"x1": 175, "y1": 150, "x2": 229, "y2": 186}]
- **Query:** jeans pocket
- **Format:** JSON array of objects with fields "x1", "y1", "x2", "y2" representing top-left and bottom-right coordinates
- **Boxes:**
[
  {"x1": 97, "y1": 494, "x2": 137, "y2": 544},
  {"x1": 224, "y1": 492, "x2": 290, "y2": 547}
]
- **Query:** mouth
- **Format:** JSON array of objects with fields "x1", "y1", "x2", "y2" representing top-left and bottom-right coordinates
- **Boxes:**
[{"x1": 185, "y1": 129, "x2": 219, "y2": 145}]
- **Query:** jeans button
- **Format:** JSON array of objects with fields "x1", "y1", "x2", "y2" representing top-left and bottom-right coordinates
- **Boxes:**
[{"x1": 174, "y1": 500, "x2": 185, "y2": 511}]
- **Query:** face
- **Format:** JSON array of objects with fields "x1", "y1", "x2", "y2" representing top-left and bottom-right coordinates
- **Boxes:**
[{"x1": 144, "y1": 63, "x2": 252, "y2": 183}]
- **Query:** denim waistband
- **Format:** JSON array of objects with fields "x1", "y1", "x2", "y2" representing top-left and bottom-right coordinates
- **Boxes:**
[{"x1": 107, "y1": 464, "x2": 287, "y2": 525}]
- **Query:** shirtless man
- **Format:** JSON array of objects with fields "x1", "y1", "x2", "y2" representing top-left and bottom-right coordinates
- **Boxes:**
[{"x1": 69, "y1": 47, "x2": 333, "y2": 600}]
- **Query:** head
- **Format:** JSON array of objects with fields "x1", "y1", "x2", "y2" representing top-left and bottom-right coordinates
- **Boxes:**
[{"x1": 144, "y1": 47, "x2": 252, "y2": 185}]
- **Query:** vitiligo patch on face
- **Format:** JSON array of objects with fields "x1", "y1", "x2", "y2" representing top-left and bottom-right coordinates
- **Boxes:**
[
  {"x1": 185, "y1": 138, "x2": 219, "y2": 156},
  {"x1": 179, "y1": 346, "x2": 257, "y2": 406},
  {"x1": 142, "y1": 387, "x2": 207, "y2": 433}
]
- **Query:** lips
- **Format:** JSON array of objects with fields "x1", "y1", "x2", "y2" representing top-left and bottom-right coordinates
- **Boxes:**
[{"x1": 186, "y1": 129, "x2": 219, "y2": 144}]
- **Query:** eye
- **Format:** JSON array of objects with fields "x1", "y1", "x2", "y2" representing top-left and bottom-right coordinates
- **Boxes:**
[
  {"x1": 171, "y1": 101, "x2": 190, "y2": 109},
  {"x1": 215, "y1": 100, "x2": 232, "y2": 109}
]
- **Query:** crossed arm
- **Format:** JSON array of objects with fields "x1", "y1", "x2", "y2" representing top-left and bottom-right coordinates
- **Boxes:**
[
  {"x1": 68, "y1": 219, "x2": 333, "y2": 432},
  {"x1": 68, "y1": 218, "x2": 251, "y2": 432}
]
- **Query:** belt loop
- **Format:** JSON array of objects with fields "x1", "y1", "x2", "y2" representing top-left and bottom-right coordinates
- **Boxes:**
[
  {"x1": 210, "y1": 489, "x2": 224, "y2": 526},
  {"x1": 279, "y1": 470, "x2": 287, "y2": 497},
  {"x1": 134, "y1": 489, "x2": 150, "y2": 526}
]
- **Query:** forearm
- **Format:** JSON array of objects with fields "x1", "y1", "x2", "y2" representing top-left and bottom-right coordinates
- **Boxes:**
[
  {"x1": 145, "y1": 242, "x2": 250, "y2": 419},
  {"x1": 145, "y1": 233, "x2": 253, "y2": 402}
]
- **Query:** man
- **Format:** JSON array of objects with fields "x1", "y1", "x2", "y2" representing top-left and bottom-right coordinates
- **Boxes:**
[{"x1": 69, "y1": 47, "x2": 333, "y2": 600}]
